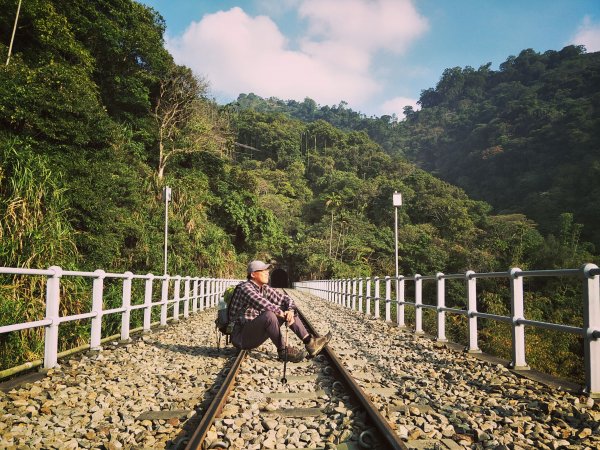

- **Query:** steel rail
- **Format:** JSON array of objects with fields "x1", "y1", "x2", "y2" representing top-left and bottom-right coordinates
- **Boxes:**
[
  {"x1": 184, "y1": 349, "x2": 248, "y2": 450},
  {"x1": 293, "y1": 296, "x2": 408, "y2": 450},
  {"x1": 186, "y1": 289, "x2": 407, "y2": 450}
]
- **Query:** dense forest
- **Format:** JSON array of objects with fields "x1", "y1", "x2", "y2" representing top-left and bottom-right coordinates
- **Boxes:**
[
  {"x1": 234, "y1": 46, "x2": 600, "y2": 251},
  {"x1": 0, "y1": 0, "x2": 597, "y2": 382}
]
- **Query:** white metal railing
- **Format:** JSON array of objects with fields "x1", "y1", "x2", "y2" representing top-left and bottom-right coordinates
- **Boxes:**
[
  {"x1": 0, "y1": 266, "x2": 241, "y2": 374},
  {"x1": 294, "y1": 263, "x2": 600, "y2": 398}
]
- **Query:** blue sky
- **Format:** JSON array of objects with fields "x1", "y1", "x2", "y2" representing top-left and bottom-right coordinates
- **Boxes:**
[{"x1": 138, "y1": 0, "x2": 600, "y2": 118}]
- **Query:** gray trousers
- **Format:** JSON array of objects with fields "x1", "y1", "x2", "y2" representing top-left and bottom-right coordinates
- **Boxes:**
[{"x1": 231, "y1": 310, "x2": 309, "y2": 350}]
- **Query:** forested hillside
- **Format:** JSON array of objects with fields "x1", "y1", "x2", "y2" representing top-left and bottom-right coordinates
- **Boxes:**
[
  {"x1": 0, "y1": 0, "x2": 596, "y2": 381},
  {"x1": 235, "y1": 47, "x2": 600, "y2": 251}
]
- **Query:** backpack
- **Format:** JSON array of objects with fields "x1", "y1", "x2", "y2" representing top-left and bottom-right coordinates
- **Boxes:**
[{"x1": 215, "y1": 284, "x2": 241, "y2": 345}]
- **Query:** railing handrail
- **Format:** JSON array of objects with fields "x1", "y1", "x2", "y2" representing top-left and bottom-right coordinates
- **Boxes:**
[
  {"x1": 0, "y1": 265, "x2": 242, "y2": 377},
  {"x1": 294, "y1": 263, "x2": 600, "y2": 398}
]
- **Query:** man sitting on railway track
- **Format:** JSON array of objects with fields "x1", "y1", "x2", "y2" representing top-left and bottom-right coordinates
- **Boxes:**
[{"x1": 228, "y1": 260, "x2": 331, "y2": 362}]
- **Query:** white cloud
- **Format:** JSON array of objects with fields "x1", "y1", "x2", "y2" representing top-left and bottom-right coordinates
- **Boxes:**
[
  {"x1": 570, "y1": 16, "x2": 600, "y2": 52},
  {"x1": 379, "y1": 96, "x2": 420, "y2": 120},
  {"x1": 166, "y1": 0, "x2": 428, "y2": 114},
  {"x1": 298, "y1": 0, "x2": 428, "y2": 54}
]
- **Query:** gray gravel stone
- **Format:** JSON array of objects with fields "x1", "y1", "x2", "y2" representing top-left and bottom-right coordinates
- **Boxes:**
[{"x1": 2, "y1": 290, "x2": 598, "y2": 450}]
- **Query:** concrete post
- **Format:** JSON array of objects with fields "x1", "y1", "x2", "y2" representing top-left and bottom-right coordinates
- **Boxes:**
[
  {"x1": 183, "y1": 276, "x2": 190, "y2": 318},
  {"x1": 436, "y1": 272, "x2": 447, "y2": 342},
  {"x1": 583, "y1": 263, "x2": 600, "y2": 397},
  {"x1": 374, "y1": 277, "x2": 380, "y2": 319},
  {"x1": 415, "y1": 275, "x2": 423, "y2": 334},
  {"x1": 385, "y1": 276, "x2": 391, "y2": 322},
  {"x1": 366, "y1": 278, "x2": 372, "y2": 316},
  {"x1": 397, "y1": 276, "x2": 405, "y2": 328},
  {"x1": 90, "y1": 269, "x2": 105, "y2": 350},
  {"x1": 121, "y1": 272, "x2": 133, "y2": 342},
  {"x1": 510, "y1": 268, "x2": 528, "y2": 369},
  {"x1": 466, "y1": 271, "x2": 480, "y2": 353},
  {"x1": 143, "y1": 274, "x2": 153, "y2": 332},
  {"x1": 43, "y1": 266, "x2": 62, "y2": 369},
  {"x1": 160, "y1": 276, "x2": 169, "y2": 326},
  {"x1": 173, "y1": 276, "x2": 181, "y2": 321}
]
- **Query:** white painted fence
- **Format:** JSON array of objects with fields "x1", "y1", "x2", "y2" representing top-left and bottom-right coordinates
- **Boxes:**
[
  {"x1": 295, "y1": 263, "x2": 600, "y2": 398},
  {"x1": 0, "y1": 266, "x2": 240, "y2": 375}
]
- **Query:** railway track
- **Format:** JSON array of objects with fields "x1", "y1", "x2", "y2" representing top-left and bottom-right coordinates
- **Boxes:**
[{"x1": 184, "y1": 289, "x2": 407, "y2": 450}]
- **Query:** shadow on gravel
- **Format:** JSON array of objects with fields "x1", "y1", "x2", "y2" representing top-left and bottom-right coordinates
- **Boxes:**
[
  {"x1": 150, "y1": 341, "x2": 238, "y2": 358},
  {"x1": 165, "y1": 348, "x2": 243, "y2": 450}
]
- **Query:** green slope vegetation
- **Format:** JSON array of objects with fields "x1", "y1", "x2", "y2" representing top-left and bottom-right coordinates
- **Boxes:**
[
  {"x1": 235, "y1": 47, "x2": 600, "y2": 252},
  {"x1": 0, "y1": 0, "x2": 595, "y2": 381}
]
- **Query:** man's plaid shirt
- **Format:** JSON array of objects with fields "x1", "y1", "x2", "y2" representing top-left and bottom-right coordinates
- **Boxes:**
[{"x1": 228, "y1": 280, "x2": 296, "y2": 325}]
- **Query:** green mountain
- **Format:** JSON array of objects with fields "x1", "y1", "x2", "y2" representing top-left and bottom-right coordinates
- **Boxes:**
[{"x1": 233, "y1": 47, "x2": 600, "y2": 252}]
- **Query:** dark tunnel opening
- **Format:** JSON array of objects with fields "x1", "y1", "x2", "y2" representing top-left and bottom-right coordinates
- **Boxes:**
[{"x1": 270, "y1": 268, "x2": 289, "y2": 288}]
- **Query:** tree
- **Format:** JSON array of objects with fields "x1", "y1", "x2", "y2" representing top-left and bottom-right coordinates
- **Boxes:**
[
  {"x1": 153, "y1": 65, "x2": 230, "y2": 179},
  {"x1": 324, "y1": 193, "x2": 342, "y2": 257}
]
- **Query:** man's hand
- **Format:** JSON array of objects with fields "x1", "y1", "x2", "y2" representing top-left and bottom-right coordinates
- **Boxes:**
[{"x1": 282, "y1": 310, "x2": 294, "y2": 326}]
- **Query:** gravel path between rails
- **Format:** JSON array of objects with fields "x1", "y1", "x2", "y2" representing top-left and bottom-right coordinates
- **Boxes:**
[{"x1": 290, "y1": 290, "x2": 600, "y2": 450}]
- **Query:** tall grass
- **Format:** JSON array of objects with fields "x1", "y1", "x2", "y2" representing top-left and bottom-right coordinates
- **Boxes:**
[{"x1": 0, "y1": 138, "x2": 83, "y2": 370}]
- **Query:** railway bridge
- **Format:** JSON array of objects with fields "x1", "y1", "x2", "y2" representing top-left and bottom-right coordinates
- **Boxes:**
[{"x1": 1, "y1": 264, "x2": 600, "y2": 449}]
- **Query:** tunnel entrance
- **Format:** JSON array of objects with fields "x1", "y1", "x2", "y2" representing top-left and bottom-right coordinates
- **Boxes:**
[{"x1": 270, "y1": 268, "x2": 289, "y2": 288}]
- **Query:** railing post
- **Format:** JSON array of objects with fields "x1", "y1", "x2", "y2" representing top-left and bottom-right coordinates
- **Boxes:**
[
  {"x1": 330, "y1": 280, "x2": 335, "y2": 304},
  {"x1": 436, "y1": 272, "x2": 447, "y2": 342},
  {"x1": 173, "y1": 276, "x2": 181, "y2": 321},
  {"x1": 121, "y1": 271, "x2": 133, "y2": 342},
  {"x1": 160, "y1": 276, "x2": 169, "y2": 326},
  {"x1": 143, "y1": 274, "x2": 153, "y2": 332},
  {"x1": 466, "y1": 270, "x2": 480, "y2": 353},
  {"x1": 192, "y1": 277, "x2": 199, "y2": 313},
  {"x1": 351, "y1": 278, "x2": 357, "y2": 310},
  {"x1": 213, "y1": 279, "x2": 218, "y2": 307},
  {"x1": 199, "y1": 278, "x2": 205, "y2": 311},
  {"x1": 366, "y1": 278, "x2": 372, "y2": 316},
  {"x1": 358, "y1": 278, "x2": 364, "y2": 313},
  {"x1": 205, "y1": 278, "x2": 211, "y2": 308},
  {"x1": 583, "y1": 263, "x2": 600, "y2": 397},
  {"x1": 510, "y1": 268, "x2": 528, "y2": 369},
  {"x1": 43, "y1": 266, "x2": 62, "y2": 369},
  {"x1": 374, "y1": 277, "x2": 380, "y2": 319},
  {"x1": 91, "y1": 269, "x2": 105, "y2": 350},
  {"x1": 183, "y1": 276, "x2": 191, "y2": 318},
  {"x1": 207, "y1": 279, "x2": 214, "y2": 307},
  {"x1": 214, "y1": 279, "x2": 221, "y2": 306},
  {"x1": 385, "y1": 276, "x2": 391, "y2": 322},
  {"x1": 415, "y1": 275, "x2": 423, "y2": 334},
  {"x1": 397, "y1": 276, "x2": 405, "y2": 328}
]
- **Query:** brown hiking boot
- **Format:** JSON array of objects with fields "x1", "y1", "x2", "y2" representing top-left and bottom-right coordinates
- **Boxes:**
[
  {"x1": 305, "y1": 331, "x2": 332, "y2": 357},
  {"x1": 278, "y1": 346, "x2": 307, "y2": 363}
]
